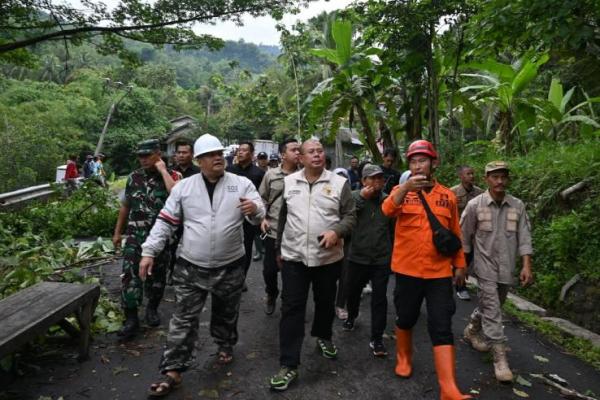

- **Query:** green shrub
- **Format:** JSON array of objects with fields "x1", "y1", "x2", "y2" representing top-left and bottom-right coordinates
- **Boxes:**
[{"x1": 18, "y1": 181, "x2": 119, "y2": 239}]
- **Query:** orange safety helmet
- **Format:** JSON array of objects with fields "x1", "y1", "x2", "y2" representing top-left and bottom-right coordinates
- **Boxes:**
[{"x1": 406, "y1": 139, "x2": 438, "y2": 160}]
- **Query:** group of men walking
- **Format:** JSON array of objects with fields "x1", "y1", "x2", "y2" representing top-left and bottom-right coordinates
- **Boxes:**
[{"x1": 111, "y1": 134, "x2": 533, "y2": 399}]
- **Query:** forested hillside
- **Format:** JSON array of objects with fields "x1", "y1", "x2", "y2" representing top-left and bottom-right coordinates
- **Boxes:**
[
  {"x1": 1, "y1": 0, "x2": 599, "y2": 333},
  {"x1": 0, "y1": 39, "x2": 278, "y2": 189}
]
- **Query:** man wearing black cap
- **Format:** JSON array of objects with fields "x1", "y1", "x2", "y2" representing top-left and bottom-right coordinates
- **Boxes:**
[
  {"x1": 112, "y1": 139, "x2": 182, "y2": 339},
  {"x1": 257, "y1": 151, "x2": 269, "y2": 172}
]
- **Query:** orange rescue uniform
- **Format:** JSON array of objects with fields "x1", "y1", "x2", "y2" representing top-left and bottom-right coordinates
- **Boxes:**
[{"x1": 381, "y1": 182, "x2": 466, "y2": 278}]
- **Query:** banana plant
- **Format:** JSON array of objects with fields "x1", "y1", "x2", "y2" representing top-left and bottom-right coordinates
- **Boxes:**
[
  {"x1": 304, "y1": 18, "x2": 384, "y2": 162},
  {"x1": 460, "y1": 53, "x2": 549, "y2": 152},
  {"x1": 531, "y1": 78, "x2": 600, "y2": 140}
]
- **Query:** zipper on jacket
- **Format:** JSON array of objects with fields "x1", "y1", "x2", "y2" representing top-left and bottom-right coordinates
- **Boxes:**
[{"x1": 306, "y1": 181, "x2": 312, "y2": 265}]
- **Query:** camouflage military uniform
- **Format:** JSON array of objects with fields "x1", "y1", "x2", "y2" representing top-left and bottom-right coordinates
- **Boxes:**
[
  {"x1": 121, "y1": 167, "x2": 179, "y2": 310},
  {"x1": 158, "y1": 256, "x2": 245, "y2": 372}
]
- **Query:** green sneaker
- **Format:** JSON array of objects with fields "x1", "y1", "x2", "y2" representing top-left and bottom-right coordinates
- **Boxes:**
[
  {"x1": 316, "y1": 338, "x2": 338, "y2": 359},
  {"x1": 269, "y1": 366, "x2": 298, "y2": 391}
]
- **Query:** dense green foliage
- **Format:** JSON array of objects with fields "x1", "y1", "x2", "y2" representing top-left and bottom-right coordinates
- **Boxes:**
[
  {"x1": 0, "y1": 183, "x2": 122, "y2": 332},
  {"x1": 0, "y1": 0, "x2": 599, "y2": 335},
  {"x1": 0, "y1": 39, "x2": 280, "y2": 192}
]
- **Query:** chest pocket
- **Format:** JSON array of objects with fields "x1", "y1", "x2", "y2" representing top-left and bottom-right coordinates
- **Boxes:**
[
  {"x1": 477, "y1": 208, "x2": 493, "y2": 232},
  {"x1": 433, "y1": 206, "x2": 452, "y2": 227},
  {"x1": 506, "y1": 208, "x2": 519, "y2": 232},
  {"x1": 399, "y1": 205, "x2": 423, "y2": 227}
]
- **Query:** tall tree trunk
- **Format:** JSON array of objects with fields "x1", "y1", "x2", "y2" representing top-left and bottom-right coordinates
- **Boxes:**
[
  {"x1": 95, "y1": 103, "x2": 116, "y2": 157},
  {"x1": 379, "y1": 119, "x2": 395, "y2": 150},
  {"x1": 498, "y1": 110, "x2": 512, "y2": 153},
  {"x1": 448, "y1": 24, "x2": 465, "y2": 147},
  {"x1": 426, "y1": 23, "x2": 440, "y2": 156},
  {"x1": 410, "y1": 86, "x2": 423, "y2": 141},
  {"x1": 355, "y1": 103, "x2": 382, "y2": 163},
  {"x1": 289, "y1": 54, "x2": 302, "y2": 138}
]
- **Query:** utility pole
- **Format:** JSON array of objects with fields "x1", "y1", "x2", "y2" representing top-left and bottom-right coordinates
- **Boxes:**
[{"x1": 94, "y1": 78, "x2": 133, "y2": 156}]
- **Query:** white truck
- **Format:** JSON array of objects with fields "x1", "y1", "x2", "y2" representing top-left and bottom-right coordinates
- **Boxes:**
[{"x1": 254, "y1": 139, "x2": 278, "y2": 157}]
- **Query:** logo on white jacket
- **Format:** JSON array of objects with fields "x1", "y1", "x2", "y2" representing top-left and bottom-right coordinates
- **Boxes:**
[{"x1": 227, "y1": 185, "x2": 238, "y2": 192}]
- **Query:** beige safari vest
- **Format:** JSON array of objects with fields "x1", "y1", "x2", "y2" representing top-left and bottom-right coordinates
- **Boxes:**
[
  {"x1": 460, "y1": 191, "x2": 533, "y2": 284},
  {"x1": 280, "y1": 169, "x2": 353, "y2": 267}
]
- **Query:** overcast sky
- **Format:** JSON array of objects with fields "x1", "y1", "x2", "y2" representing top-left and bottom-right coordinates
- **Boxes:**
[
  {"x1": 194, "y1": 0, "x2": 354, "y2": 46},
  {"x1": 69, "y1": 0, "x2": 354, "y2": 46}
]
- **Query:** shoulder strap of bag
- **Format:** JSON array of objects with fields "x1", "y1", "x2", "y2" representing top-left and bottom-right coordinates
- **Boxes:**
[
  {"x1": 267, "y1": 190, "x2": 283, "y2": 213},
  {"x1": 417, "y1": 191, "x2": 443, "y2": 232}
]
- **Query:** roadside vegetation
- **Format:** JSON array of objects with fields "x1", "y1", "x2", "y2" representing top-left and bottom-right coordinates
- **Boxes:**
[{"x1": 0, "y1": 0, "x2": 599, "y2": 338}]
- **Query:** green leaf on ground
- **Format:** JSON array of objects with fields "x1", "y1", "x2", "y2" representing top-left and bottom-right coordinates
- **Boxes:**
[
  {"x1": 534, "y1": 355, "x2": 550, "y2": 363},
  {"x1": 112, "y1": 366, "x2": 128, "y2": 375},
  {"x1": 513, "y1": 388, "x2": 530, "y2": 397},
  {"x1": 199, "y1": 389, "x2": 219, "y2": 398},
  {"x1": 516, "y1": 375, "x2": 532, "y2": 387}
]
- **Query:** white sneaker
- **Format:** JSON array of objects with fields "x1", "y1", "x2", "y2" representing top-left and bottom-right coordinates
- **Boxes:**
[
  {"x1": 362, "y1": 283, "x2": 372, "y2": 295},
  {"x1": 456, "y1": 289, "x2": 471, "y2": 301}
]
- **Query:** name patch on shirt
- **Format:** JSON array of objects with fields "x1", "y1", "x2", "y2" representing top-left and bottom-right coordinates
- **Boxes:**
[
  {"x1": 435, "y1": 193, "x2": 451, "y2": 208},
  {"x1": 404, "y1": 197, "x2": 421, "y2": 205},
  {"x1": 288, "y1": 189, "x2": 302, "y2": 196},
  {"x1": 227, "y1": 185, "x2": 238, "y2": 193}
]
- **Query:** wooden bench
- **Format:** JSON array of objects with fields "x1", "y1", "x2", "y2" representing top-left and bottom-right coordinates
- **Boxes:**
[{"x1": 0, "y1": 281, "x2": 100, "y2": 362}]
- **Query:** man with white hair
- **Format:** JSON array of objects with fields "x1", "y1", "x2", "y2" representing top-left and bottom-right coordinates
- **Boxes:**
[{"x1": 139, "y1": 134, "x2": 265, "y2": 397}]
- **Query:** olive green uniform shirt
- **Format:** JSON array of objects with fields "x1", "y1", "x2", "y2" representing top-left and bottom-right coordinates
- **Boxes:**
[
  {"x1": 450, "y1": 183, "x2": 484, "y2": 216},
  {"x1": 460, "y1": 190, "x2": 533, "y2": 285},
  {"x1": 259, "y1": 166, "x2": 291, "y2": 239}
]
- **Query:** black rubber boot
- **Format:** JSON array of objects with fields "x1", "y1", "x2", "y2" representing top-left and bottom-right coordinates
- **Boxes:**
[
  {"x1": 145, "y1": 299, "x2": 161, "y2": 327},
  {"x1": 117, "y1": 308, "x2": 139, "y2": 339}
]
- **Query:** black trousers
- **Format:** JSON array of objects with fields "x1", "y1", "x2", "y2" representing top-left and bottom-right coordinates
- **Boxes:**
[
  {"x1": 242, "y1": 220, "x2": 258, "y2": 276},
  {"x1": 335, "y1": 240, "x2": 351, "y2": 308},
  {"x1": 262, "y1": 237, "x2": 279, "y2": 297},
  {"x1": 279, "y1": 260, "x2": 341, "y2": 368},
  {"x1": 345, "y1": 262, "x2": 390, "y2": 341},
  {"x1": 394, "y1": 273, "x2": 456, "y2": 346}
]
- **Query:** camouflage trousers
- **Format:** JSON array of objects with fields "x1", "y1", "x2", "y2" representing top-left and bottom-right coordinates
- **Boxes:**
[
  {"x1": 159, "y1": 256, "x2": 245, "y2": 373},
  {"x1": 121, "y1": 240, "x2": 170, "y2": 310}
]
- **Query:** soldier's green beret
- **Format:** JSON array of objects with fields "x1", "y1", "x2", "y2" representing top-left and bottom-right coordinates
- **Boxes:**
[{"x1": 136, "y1": 139, "x2": 161, "y2": 155}]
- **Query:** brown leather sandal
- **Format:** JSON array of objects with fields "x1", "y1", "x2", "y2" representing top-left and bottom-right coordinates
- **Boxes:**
[{"x1": 147, "y1": 374, "x2": 182, "y2": 397}]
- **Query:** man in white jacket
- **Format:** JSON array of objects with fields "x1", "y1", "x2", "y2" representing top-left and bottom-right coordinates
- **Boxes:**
[
  {"x1": 139, "y1": 134, "x2": 265, "y2": 397},
  {"x1": 269, "y1": 139, "x2": 356, "y2": 391}
]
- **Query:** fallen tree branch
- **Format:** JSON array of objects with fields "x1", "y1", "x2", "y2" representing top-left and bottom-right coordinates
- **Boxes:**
[
  {"x1": 530, "y1": 374, "x2": 598, "y2": 400},
  {"x1": 560, "y1": 181, "x2": 588, "y2": 200}
]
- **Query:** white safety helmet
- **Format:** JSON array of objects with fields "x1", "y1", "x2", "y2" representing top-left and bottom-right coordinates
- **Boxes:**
[{"x1": 193, "y1": 134, "x2": 225, "y2": 158}]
